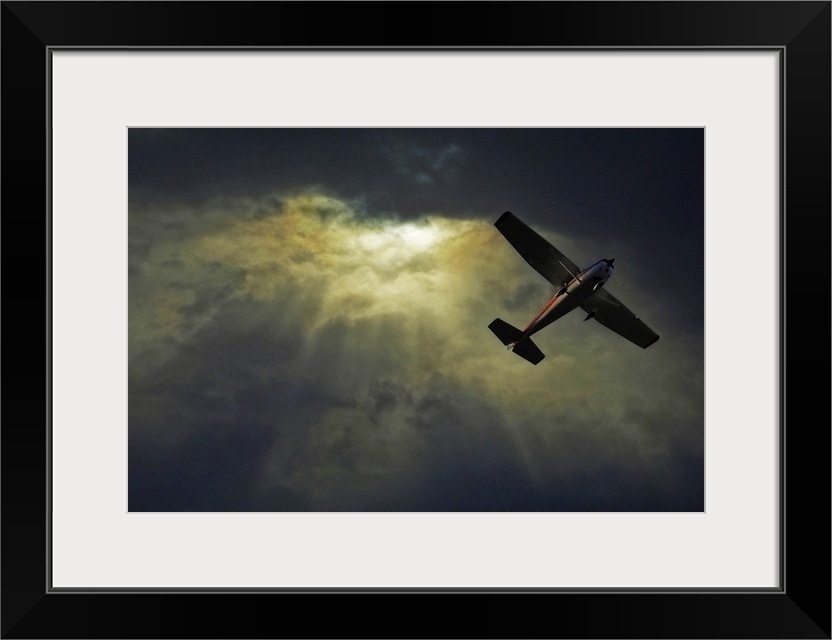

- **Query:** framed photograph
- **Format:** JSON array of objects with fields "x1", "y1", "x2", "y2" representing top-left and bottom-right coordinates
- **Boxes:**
[{"x1": 3, "y1": 2, "x2": 829, "y2": 637}]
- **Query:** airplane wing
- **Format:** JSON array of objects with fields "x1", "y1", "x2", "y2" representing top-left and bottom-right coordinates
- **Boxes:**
[
  {"x1": 581, "y1": 289, "x2": 660, "y2": 349},
  {"x1": 494, "y1": 211, "x2": 581, "y2": 287}
]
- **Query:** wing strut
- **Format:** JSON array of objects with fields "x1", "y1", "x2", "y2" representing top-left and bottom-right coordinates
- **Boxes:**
[{"x1": 558, "y1": 259, "x2": 581, "y2": 283}]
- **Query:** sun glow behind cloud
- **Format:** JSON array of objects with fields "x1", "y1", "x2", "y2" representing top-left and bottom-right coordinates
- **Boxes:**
[
  {"x1": 129, "y1": 192, "x2": 702, "y2": 511},
  {"x1": 176, "y1": 195, "x2": 584, "y2": 396}
]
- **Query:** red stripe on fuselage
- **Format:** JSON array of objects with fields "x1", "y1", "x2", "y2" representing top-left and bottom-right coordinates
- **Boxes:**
[
  {"x1": 522, "y1": 292, "x2": 560, "y2": 335},
  {"x1": 515, "y1": 268, "x2": 591, "y2": 344}
]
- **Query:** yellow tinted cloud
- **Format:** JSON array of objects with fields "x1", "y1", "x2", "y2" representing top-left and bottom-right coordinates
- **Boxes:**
[{"x1": 180, "y1": 195, "x2": 606, "y2": 405}]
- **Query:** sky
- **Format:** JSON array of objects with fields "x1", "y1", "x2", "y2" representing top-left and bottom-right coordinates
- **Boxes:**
[{"x1": 128, "y1": 128, "x2": 704, "y2": 512}]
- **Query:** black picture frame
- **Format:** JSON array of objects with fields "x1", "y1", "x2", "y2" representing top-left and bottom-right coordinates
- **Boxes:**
[{"x1": 2, "y1": 2, "x2": 829, "y2": 638}]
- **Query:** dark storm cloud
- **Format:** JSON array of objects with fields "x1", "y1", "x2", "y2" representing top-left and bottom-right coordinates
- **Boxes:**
[
  {"x1": 129, "y1": 184, "x2": 703, "y2": 512},
  {"x1": 381, "y1": 139, "x2": 464, "y2": 185}
]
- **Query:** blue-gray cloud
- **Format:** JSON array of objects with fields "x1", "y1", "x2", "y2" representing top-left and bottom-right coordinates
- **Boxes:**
[{"x1": 382, "y1": 140, "x2": 464, "y2": 185}]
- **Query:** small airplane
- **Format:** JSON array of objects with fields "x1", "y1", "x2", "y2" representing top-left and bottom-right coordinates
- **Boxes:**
[{"x1": 489, "y1": 211, "x2": 659, "y2": 364}]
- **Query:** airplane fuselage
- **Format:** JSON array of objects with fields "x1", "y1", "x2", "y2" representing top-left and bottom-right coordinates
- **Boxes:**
[{"x1": 515, "y1": 259, "x2": 615, "y2": 345}]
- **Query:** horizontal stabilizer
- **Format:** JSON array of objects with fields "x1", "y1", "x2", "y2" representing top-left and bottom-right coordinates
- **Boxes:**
[
  {"x1": 512, "y1": 338, "x2": 545, "y2": 365},
  {"x1": 488, "y1": 318, "x2": 523, "y2": 346}
]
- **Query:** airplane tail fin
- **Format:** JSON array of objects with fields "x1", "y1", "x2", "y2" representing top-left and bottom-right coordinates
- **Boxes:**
[{"x1": 488, "y1": 318, "x2": 545, "y2": 365}]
